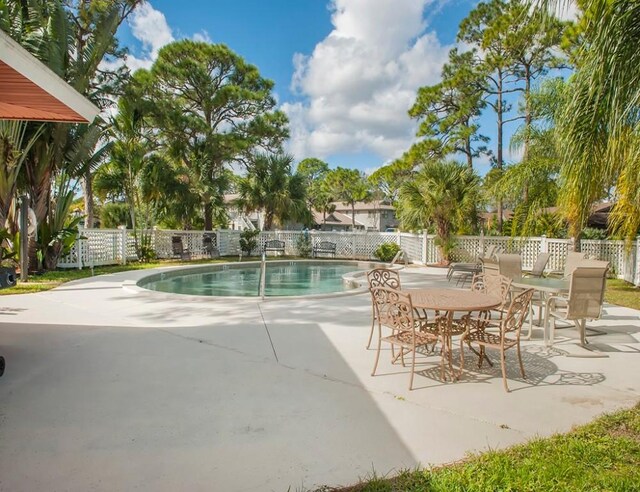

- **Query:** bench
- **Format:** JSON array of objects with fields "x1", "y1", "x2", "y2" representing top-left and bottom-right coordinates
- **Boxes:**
[
  {"x1": 313, "y1": 241, "x2": 336, "y2": 258},
  {"x1": 263, "y1": 239, "x2": 285, "y2": 256},
  {"x1": 202, "y1": 234, "x2": 220, "y2": 259}
]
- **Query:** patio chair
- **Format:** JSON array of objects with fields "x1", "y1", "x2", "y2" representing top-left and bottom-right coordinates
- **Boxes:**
[
  {"x1": 460, "y1": 288, "x2": 534, "y2": 392},
  {"x1": 548, "y1": 251, "x2": 587, "y2": 278},
  {"x1": 370, "y1": 286, "x2": 445, "y2": 390},
  {"x1": 171, "y1": 236, "x2": 191, "y2": 260},
  {"x1": 470, "y1": 273, "x2": 512, "y2": 318},
  {"x1": 366, "y1": 268, "x2": 402, "y2": 349},
  {"x1": 543, "y1": 266, "x2": 608, "y2": 347},
  {"x1": 497, "y1": 253, "x2": 522, "y2": 280},
  {"x1": 446, "y1": 245, "x2": 497, "y2": 286},
  {"x1": 525, "y1": 252, "x2": 551, "y2": 278},
  {"x1": 481, "y1": 256, "x2": 499, "y2": 276},
  {"x1": 202, "y1": 233, "x2": 220, "y2": 259}
]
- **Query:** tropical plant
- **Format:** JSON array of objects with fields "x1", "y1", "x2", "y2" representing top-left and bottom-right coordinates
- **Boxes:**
[
  {"x1": 141, "y1": 40, "x2": 289, "y2": 230},
  {"x1": 324, "y1": 167, "x2": 371, "y2": 228},
  {"x1": 99, "y1": 202, "x2": 131, "y2": 229},
  {"x1": 398, "y1": 160, "x2": 479, "y2": 263},
  {"x1": 0, "y1": 228, "x2": 18, "y2": 267},
  {"x1": 239, "y1": 229, "x2": 260, "y2": 256},
  {"x1": 296, "y1": 231, "x2": 312, "y2": 258},
  {"x1": 236, "y1": 153, "x2": 311, "y2": 231},
  {"x1": 409, "y1": 49, "x2": 489, "y2": 169},
  {"x1": 374, "y1": 242, "x2": 401, "y2": 262},
  {"x1": 535, "y1": 0, "x2": 640, "y2": 241}
]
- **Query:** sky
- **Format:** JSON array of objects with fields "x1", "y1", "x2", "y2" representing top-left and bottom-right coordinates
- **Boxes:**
[{"x1": 113, "y1": 0, "x2": 542, "y2": 176}]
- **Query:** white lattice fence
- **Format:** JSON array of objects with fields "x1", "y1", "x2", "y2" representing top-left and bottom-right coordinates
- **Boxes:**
[
  {"x1": 546, "y1": 238, "x2": 573, "y2": 272},
  {"x1": 82, "y1": 229, "x2": 124, "y2": 266},
  {"x1": 451, "y1": 236, "x2": 482, "y2": 262},
  {"x1": 399, "y1": 233, "x2": 423, "y2": 263},
  {"x1": 581, "y1": 240, "x2": 637, "y2": 282}
]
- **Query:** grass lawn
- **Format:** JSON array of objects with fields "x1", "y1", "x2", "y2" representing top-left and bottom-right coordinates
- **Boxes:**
[
  {"x1": 322, "y1": 403, "x2": 640, "y2": 492},
  {"x1": 605, "y1": 279, "x2": 640, "y2": 310}
]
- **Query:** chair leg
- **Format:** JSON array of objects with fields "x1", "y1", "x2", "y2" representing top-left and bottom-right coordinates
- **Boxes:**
[
  {"x1": 516, "y1": 342, "x2": 526, "y2": 379},
  {"x1": 366, "y1": 311, "x2": 376, "y2": 349},
  {"x1": 371, "y1": 328, "x2": 383, "y2": 376},
  {"x1": 409, "y1": 346, "x2": 416, "y2": 390},
  {"x1": 500, "y1": 349, "x2": 510, "y2": 392}
]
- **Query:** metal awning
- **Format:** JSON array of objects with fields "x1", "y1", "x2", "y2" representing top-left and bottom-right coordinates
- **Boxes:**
[{"x1": 0, "y1": 30, "x2": 99, "y2": 123}]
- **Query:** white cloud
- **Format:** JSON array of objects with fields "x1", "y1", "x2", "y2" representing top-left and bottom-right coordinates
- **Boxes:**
[
  {"x1": 101, "y1": 2, "x2": 175, "y2": 72},
  {"x1": 192, "y1": 30, "x2": 212, "y2": 43},
  {"x1": 283, "y1": 0, "x2": 452, "y2": 162}
]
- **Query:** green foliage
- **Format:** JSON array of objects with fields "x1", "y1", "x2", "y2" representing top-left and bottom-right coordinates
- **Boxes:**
[
  {"x1": 296, "y1": 232, "x2": 312, "y2": 258},
  {"x1": 368, "y1": 157, "x2": 415, "y2": 204},
  {"x1": 581, "y1": 227, "x2": 608, "y2": 240},
  {"x1": 0, "y1": 229, "x2": 18, "y2": 267},
  {"x1": 100, "y1": 202, "x2": 131, "y2": 229},
  {"x1": 409, "y1": 49, "x2": 488, "y2": 169},
  {"x1": 324, "y1": 167, "x2": 371, "y2": 227},
  {"x1": 239, "y1": 230, "x2": 260, "y2": 256},
  {"x1": 134, "y1": 232, "x2": 156, "y2": 263},
  {"x1": 374, "y1": 243, "x2": 401, "y2": 262},
  {"x1": 141, "y1": 40, "x2": 288, "y2": 229},
  {"x1": 237, "y1": 153, "x2": 311, "y2": 230},
  {"x1": 398, "y1": 160, "x2": 479, "y2": 262}
]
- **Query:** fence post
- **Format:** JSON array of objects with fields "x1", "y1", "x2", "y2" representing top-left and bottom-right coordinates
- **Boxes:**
[
  {"x1": 570, "y1": 236, "x2": 576, "y2": 252},
  {"x1": 118, "y1": 225, "x2": 127, "y2": 265},
  {"x1": 635, "y1": 236, "x2": 640, "y2": 286},
  {"x1": 540, "y1": 235, "x2": 548, "y2": 253},
  {"x1": 422, "y1": 232, "x2": 428, "y2": 264}
]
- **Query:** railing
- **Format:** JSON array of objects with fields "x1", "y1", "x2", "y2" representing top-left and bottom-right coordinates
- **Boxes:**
[{"x1": 57, "y1": 228, "x2": 640, "y2": 286}]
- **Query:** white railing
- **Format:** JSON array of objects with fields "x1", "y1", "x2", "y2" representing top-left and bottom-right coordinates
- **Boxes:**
[{"x1": 57, "y1": 228, "x2": 640, "y2": 286}]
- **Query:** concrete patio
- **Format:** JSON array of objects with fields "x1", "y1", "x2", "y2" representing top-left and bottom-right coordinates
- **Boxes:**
[{"x1": 0, "y1": 265, "x2": 639, "y2": 491}]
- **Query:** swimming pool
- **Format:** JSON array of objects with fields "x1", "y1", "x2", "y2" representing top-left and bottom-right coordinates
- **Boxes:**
[{"x1": 137, "y1": 260, "x2": 376, "y2": 298}]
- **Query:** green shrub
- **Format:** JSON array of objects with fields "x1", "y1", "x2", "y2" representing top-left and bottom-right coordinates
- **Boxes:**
[
  {"x1": 581, "y1": 227, "x2": 608, "y2": 240},
  {"x1": 296, "y1": 232, "x2": 312, "y2": 258},
  {"x1": 239, "y1": 229, "x2": 260, "y2": 256},
  {"x1": 100, "y1": 202, "x2": 131, "y2": 229},
  {"x1": 374, "y1": 242, "x2": 401, "y2": 262}
]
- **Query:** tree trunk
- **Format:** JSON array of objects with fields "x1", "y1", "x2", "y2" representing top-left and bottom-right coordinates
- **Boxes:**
[
  {"x1": 83, "y1": 169, "x2": 94, "y2": 228},
  {"x1": 203, "y1": 202, "x2": 213, "y2": 231},
  {"x1": 496, "y1": 71, "x2": 504, "y2": 232},
  {"x1": 465, "y1": 135, "x2": 473, "y2": 169},
  {"x1": 522, "y1": 66, "x2": 532, "y2": 203}
]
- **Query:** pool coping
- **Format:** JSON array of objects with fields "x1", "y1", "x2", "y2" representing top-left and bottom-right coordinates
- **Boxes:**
[{"x1": 122, "y1": 259, "x2": 402, "y2": 301}]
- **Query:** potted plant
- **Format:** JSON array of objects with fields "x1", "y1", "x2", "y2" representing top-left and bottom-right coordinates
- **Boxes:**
[{"x1": 0, "y1": 228, "x2": 18, "y2": 288}]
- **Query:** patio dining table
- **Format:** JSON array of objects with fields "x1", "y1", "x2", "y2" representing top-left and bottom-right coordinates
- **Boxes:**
[{"x1": 403, "y1": 288, "x2": 502, "y2": 379}]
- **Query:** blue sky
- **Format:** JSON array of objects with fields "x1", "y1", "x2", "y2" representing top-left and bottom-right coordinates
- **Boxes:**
[{"x1": 116, "y1": 0, "x2": 527, "y2": 176}]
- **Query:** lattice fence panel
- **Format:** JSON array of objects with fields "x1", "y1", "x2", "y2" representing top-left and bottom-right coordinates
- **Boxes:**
[
  {"x1": 581, "y1": 240, "x2": 636, "y2": 281},
  {"x1": 57, "y1": 242, "x2": 79, "y2": 268},
  {"x1": 399, "y1": 233, "x2": 423, "y2": 263},
  {"x1": 312, "y1": 231, "x2": 355, "y2": 257},
  {"x1": 546, "y1": 239, "x2": 573, "y2": 272},
  {"x1": 451, "y1": 236, "x2": 482, "y2": 262},
  {"x1": 81, "y1": 229, "x2": 123, "y2": 266}
]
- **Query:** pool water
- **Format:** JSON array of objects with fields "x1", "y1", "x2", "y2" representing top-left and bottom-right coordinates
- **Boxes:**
[{"x1": 141, "y1": 262, "x2": 367, "y2": 297}]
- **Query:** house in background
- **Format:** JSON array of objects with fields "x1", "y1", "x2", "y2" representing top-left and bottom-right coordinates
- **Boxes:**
[
  {"x1": 311, "y1": 210, "x2": 365, "y2": 231},
  {"x1": 331, "y1": 201, "x2": 398, "y2": 231}
]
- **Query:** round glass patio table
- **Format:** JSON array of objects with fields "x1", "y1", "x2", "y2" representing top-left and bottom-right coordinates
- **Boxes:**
[{"x1": 403, "y1": 288, "x2": 502, "y2": 379}]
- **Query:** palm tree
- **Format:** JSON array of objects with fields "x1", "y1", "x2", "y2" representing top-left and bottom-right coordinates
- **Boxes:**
[
  {"x1": 537, "y1": 1, "x2": 640, "y2": 239},
  {"x1": 398, "y1": 160, "x2": 479, "y2": 263},
  {"x1": 237, "y1": 154, "x2": 311, "y2": 231}
]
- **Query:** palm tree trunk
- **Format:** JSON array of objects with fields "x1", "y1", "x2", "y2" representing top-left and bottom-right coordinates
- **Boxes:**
[{"x1": 83, "y1": 169, "x2": 93, "y2": 228}]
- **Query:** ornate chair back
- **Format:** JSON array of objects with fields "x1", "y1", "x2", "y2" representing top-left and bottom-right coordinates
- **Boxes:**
[
  {"x1": 501, "y1": 289, "x2": 534, "y2": 337},
  {"x1": 367, "y1": 268, "x2": 401, "y2": 290}
]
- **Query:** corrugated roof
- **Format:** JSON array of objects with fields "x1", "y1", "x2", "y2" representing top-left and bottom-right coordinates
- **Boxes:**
[{"x1": 0, "y1": 31, "x2": 98, "y2": 123}]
